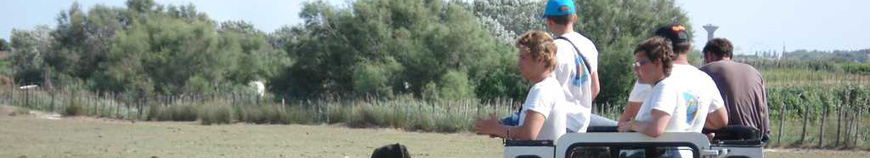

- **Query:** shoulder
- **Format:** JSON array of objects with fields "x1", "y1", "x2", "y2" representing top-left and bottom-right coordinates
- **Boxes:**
[
  {"x1": 532, "y1": 77, "x2": 563, "y2": 94},
  {"x1": 566, "y1": 33, "x2": 597, "y2": 50}
]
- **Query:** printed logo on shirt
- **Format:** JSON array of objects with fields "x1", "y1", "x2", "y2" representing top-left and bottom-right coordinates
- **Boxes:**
[
  {"x1": 571, "y1": 55, "x2": 588, "y2": 87},
  {"x1": 682, "y1": 92, "x2": 700, "y2": 124}
]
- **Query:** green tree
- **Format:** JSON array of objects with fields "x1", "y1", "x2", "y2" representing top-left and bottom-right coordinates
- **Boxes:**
[
  {"x1": 9, "y1": 26, "x2": 54, "y2": 85},
  {"x1": 270, "y1": 0, "x2": 512, "y2": 100},
  {"x1": 0, "y1": 38, "x2": 9, "y2": 51}
]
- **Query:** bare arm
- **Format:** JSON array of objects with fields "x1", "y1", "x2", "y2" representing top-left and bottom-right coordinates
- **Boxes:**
[
  {"x1": 705, "y1": 106, "x2": 729, "y2": 130},
  {"x1": 474, "y1": 111, "x2": 546, "y2": 140},
  {"x1": 591, "y1": 72, "x2": 600, "y2": 100},
  {"x1": 618, "y1": 101, "x2": 642, "y2": 126},
  {"x1": 625, "y1": 110, "x2": 671, "y2": 137}
]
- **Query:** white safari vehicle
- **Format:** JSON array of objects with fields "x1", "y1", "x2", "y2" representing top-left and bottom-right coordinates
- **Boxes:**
[{"x1": 503, "y1": 126, "x2": 765, "y2": 158}]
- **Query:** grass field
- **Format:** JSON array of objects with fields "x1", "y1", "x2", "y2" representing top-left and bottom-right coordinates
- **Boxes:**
[{"x1": 1, "y1": 105, "x2": 868, "y2": 158}]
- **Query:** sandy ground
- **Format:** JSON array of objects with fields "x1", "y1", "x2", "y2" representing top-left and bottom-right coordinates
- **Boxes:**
[{"x1": 1, "y1": 105, "x2": 868, "y2": 158}]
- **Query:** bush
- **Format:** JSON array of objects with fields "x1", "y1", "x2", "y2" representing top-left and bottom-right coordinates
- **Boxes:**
[
  {"x1": 10, "y1": 107, "x2": 30, "y2": 116},
  {"x1": 238, "y1": 105, "x2": 293, "y2": 124},
  {"x1": 409, "y1": 111, "x2": 436, "y2": 132},
  {"x1": 350, "y1": 105, "x2": 389, "y2": 128},
  {"x1": 285, "y1": 105, "x2": 314, "y2": 124},
  {"x1": 146, "y1": 103, "x2": 161, "y2": 121},
  {"x1": 62, "y1": 99, "x2": 84, "y2": 117},
  {"x1": 148, "y1": 103, "x2": 198, "y2": 121},
  {"x1": 199, "y1": 102, "x2": 233, "y2": 125},
  {"x1": 434, "y1": 113, "x2": 466, "y2": 133},
  {"x1": 325, "y1": 104, "x2": 350, "y2": 124},
  {"x1": 167, "y1": 103, "x2": 198, "y2": 121}
]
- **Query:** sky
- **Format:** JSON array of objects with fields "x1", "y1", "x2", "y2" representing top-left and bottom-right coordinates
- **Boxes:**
[{"x1": 1, "y1": 0, "x2": 868, "y2": 54}]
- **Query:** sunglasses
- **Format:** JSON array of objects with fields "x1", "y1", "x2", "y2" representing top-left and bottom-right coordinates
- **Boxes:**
[{"x1": 633, "y1": 60, "x2": 650, "y2": 67}]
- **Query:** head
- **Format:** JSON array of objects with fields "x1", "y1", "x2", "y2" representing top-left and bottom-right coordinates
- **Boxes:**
[
  {"x1": 654, "y1": 24, "x2": 691, "y2": 54},
  {"x1": 703, "y1": 38, "x2": 734, "y2": 64},
  {"x1": 633, "y1": 37, "x2": 676, "y2": 84},
  {"x1": 543, "y1": 0, "x2": 577, "y2": 34},
  {"x1": 516, "y1": 31, "x2": 558, "y2": 82}
]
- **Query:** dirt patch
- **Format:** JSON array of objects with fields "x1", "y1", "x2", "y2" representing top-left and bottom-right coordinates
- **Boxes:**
[
  {"x1": 1, "y1": 105, "x2": 62, "y2": 120},
  {"x1": 0, "y1": 105, "x2": 12, "y2": 116}
]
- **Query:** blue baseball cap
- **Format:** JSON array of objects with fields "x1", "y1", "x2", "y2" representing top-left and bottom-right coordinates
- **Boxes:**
[{"x1": 543, "y1": 0, "x2": 575, "y2": 17}]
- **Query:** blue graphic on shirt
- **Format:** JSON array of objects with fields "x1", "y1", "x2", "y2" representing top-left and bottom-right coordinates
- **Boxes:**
[
  {"x1": 683, "y1": 92, "x2": 699, "y2": 124},
  {"x1": 571, "y1": 55, "x2": 589, "y2": 87}
]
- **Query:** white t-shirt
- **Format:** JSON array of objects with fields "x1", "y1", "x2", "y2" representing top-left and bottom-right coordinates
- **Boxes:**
[
  {"x1": 518, "y1": 77, "x2": 568, "y2": 142},
  {"x1": 634, "y1": 64, "x2": 725, "y2": 133},
  {"x1": 552, "y1": 32, "x2": 599, "y2": 132},
  {"x1": 632, "y1": 64, "x2": 725, "y2": 158},
  {"x1": 628, "y1": 81, "x2": 651, "y2": 102}
]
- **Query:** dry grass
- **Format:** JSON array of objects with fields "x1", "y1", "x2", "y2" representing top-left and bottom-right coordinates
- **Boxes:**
[{"x1": 1, "y1": 105, "x2": 868, "y2": 158}]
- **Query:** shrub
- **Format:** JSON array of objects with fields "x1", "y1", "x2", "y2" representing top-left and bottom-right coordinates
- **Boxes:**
[
  {"x1": 285, "y1": 105, "x2": 314, "y2": 125},
  {"x1": 148, "y1": 103, "x2": 198, "y2": 121},
  {"x1": 62, "y1": 100, "x2": 84, "y2": 117},
  {"x1": 146, "y1": 103, "x2": 161, "y2": 121},
  {"x1": 167, "y1": 103, "x2": 198, "y2": 121},
  {"x1": 10, "y1": 107, "x2": 30, "y2": 116},
  {"x1": 409, "y1": 111, "x2": 436, "y2": 132},
  {"x1": 237, "y1": 105, "x2": 293, "y2": 124},
  {"x1": 199, "y1": 102, "x2": 233, "y2": 125},
  {"x1": 350, "y1": 105, "x2": 388, "y2": 128},
  {"x1": 325, "y1": 104, "x2": 350, "y2": 124}
]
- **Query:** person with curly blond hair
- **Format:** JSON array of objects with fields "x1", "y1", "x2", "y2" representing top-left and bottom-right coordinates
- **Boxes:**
[{"x1": 473, "y1": 31, "x2": 568, "y2": 142}]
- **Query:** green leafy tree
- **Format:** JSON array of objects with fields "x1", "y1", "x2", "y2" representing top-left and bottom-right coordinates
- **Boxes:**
[
  {"x1": 0, "y1": 38, "x2": 9, "y2": 51},
  {"x1": 271, "y1": 0, "x2": 509, "y2": 100},
  {"x1": 577, "y1": 0, "x2": 693, "y2": 105},
  {"x1": 9, "y1": 26, "x2": 54, "y2": 85}
]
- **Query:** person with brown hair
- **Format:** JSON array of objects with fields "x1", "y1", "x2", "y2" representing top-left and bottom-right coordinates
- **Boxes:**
[
  {"x1": 473, "y1": 30, "x2": 568, "y2": 142},
  {"x1": 618, "y1": 36, "x2": 729, "y2": 158},
  {"x1": 700, "y1": 38, "x2": 770, "y2": 141},
  {"x1": 619, "y1": 25, "x2": 729, "y2": 133}
]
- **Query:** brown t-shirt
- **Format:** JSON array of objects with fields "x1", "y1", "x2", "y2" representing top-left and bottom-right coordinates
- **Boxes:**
[{"x1": 700, "y1": 60, "x2": 770, "y2": 137}]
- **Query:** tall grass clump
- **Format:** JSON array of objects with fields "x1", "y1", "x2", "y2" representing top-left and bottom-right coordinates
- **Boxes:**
[
  {"x1": 147, "y1": 103, "x2": 198, "y2": 121},
  {"x1": 199, "y1": 101, "x2": 233, "y2": 125},
  {"x1": 325, "y1": 103, "x2": 351, "y2": 124},
  {"x1": 285, "y1": 105, "x2": 315, "y2": 124},
  {"x1": 62, "y1": 96, "x2": 84, "y2": 117},
  {"x1": 237, "y1": 105, "x2": 294, "y2": 124},
  {"x1": 10, "y1": 107, "x2": 30, "y2": 116}
]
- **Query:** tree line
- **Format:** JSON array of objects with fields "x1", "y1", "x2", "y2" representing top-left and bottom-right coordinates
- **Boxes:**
[{"x1": 4, "y1": 0, "x2": 691, "y2": 106}]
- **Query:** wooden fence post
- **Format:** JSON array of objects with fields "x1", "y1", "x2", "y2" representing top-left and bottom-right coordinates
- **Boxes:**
[
  {"x1": 819, "y1": 104, "x2": 828, "y2": 147},
  {"x1": 800, "y1": 98, "x2": 810, "y2": 145},
  {"x1": 836, "y1": 100, "x2": 843, "y2": 146},
  {"x1": 852, "y1": 107, "x2": 864, "y2": 148},
  {"x1": 777, "y1": 100, "x2": 786, "y2": 146},
  {"x1": 50, "y1": 90, "x2": 55, "y2": 112}
]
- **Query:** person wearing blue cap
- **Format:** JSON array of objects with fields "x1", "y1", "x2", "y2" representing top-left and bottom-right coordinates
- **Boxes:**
[{"x1": 541, "y1": 0, "x2": 603, "y2": 133}]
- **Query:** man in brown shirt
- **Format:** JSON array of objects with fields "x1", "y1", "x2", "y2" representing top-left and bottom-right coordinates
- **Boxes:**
[{"x1": 700, "y1": 38, "x2": 770, "y2": 141}]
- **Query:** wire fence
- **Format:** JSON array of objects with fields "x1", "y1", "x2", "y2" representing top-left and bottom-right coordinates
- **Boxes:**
[{"x1": 1, "y1": 83, "x2": 867, "y2": 149}]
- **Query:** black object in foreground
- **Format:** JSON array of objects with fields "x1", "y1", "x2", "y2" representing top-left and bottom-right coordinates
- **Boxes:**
[{"x1": 371, "y1": 143, "x2": 411, "y2": 158}]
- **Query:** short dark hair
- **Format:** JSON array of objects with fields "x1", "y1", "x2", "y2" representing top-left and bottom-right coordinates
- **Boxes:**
[
  {"x1": 654, "y1": 24, "x2": 691, "y2": 54},
  {"x1": 703, "y1": 38, "x2": 734, "y2": 58},
  {"x1": 635, "y1": 37, "x2": 676, "y2": 77},
  {"x1": 546, "y1": 14, "x2": 576, "y2": 25}
]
